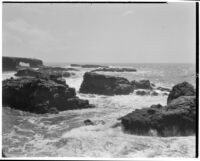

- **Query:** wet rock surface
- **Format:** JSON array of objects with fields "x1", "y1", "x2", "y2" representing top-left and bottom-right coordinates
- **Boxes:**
[
  {"x1": 167, "y1": 81, "x2": 195, "y2": 105},
  {"x1": 79, "y1": 72, "x2": 134, "y2": 95},
  {"x1": 120, "y1": 82, "x2": 196, "y2": 136},
  {"x1": 15, "y1": 67, "x2": 75, "y2": 78},
  {"x1": 135, "y1": 90, "x2": 150, "y2": 96},
  {"x1": 130, "y1": 80, "x2": 154, "y2": 90},
  {"x1": 3, "y1": 77, "x2": 94, "y2": 114}
]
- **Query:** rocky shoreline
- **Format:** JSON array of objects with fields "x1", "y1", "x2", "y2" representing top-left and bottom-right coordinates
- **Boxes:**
[
  {"x1": 2, "y1": 57, "x2": 196, "y2": 137},
  {"x1": 119, "y1": 81, "x2": 196, "y2": 136},
  {"x1": 3, "y1": 56, "x2": 43, "y2": 71}
]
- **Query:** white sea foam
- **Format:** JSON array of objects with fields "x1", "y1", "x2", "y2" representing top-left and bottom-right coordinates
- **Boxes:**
[{"x1": 2, "y1": 64, "x2": 196, "y2": 157}]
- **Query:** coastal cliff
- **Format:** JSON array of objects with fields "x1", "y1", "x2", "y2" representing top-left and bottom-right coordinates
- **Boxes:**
[{"x1": 2, "y1": 56, "x2": 43, "y2": 71}]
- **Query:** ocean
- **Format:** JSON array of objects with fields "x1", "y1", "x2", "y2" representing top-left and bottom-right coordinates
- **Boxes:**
[{"x1": 2, "y1": 63, "x2": 196, "y2": 157}]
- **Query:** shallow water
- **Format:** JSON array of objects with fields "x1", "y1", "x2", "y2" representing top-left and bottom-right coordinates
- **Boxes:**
[{"x1": 2, "y1": 63, "x2": 196, "y2": 157}]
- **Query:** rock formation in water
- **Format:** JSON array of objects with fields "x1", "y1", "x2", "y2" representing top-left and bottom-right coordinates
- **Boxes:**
[
  {"x1": 15, "y1": 66, "x2": 75, "y2": 78},
  {"x1": 156, "y1": 87, "x2": 171, "y2": 92},
  {"x1": 130, "y1": 80, "x2": 154, "y2": 90},
  {"x1": 92, "y1": 67, "x2": 137, "y2": 72},
  {"x1": 3, "y1": 77, "x2": 94, "y2": 114},
  {"x1": 81, "y1": 64, "x2": 109, "y2": 68},
  {"x1": 3, "y1": 56, "x2": 43, "y2": 71},
  {"x1": 135, "y1": 90, "x2": 150, "y2": 96},
  {"x1": 120, "y1": 82, "x2": 196, "y2": 136},
  {"x1": 167, "y1": 81, "x2": 195, "y2": 104},
  {"x1": 79, "y1": 72, "x2": 134, "y2": 95},
  {"x1": 70, "y1": 64, "x2": 108, "y2": 68}
]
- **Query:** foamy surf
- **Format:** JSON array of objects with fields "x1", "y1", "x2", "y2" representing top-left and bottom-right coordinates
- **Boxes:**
[{"x1": 2, "y1": 63, "x2": 196, "y2": 157}]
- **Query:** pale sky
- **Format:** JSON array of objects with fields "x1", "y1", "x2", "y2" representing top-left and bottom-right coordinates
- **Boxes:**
[{"x1": 3, "y1": 2, "x2": 196, "y2": 63}]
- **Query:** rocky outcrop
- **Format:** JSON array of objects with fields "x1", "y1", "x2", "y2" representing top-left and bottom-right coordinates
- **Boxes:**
[
  {"x1": 167, "y1": 82, "x2": 195, "y2": 104},
  {"x1": 15, "y1": 67, "x2": 75, "y2": 78},
  {"x1": 70, "y1": 64, "x2": 108, "y2": 68},
  {"x1": 120, "y1": 82, "x2": 196, "y2": 136},
  {"x1": 15, "y1": 68, "x2": 42, "y2": 77},
  {"x1": 3, "y1": 77, "x2": 94, "y2": 114},
  {"x1": 81, "y1": 64, "x2": 108, "y2": 68},
  {"x1": 3, "y1": 56, "x2": 43, "y2": 71},
  {"x1": 150, "y1": 91, "x2": 159, "y2": 96},
  {"x1": 120, "y1": 96, "x2": 196, "y2": 136},
  {"x1": 135, "y1": 90, "x2": 159, "y2": 96},
  {"x1": 135, "y1": 90, "x2": 150, "y2": 96},
  {"x1": 79, "y1": 72, "x2": 133, "y2": 95},
  {"x1": 92, "y1": 67, "x2": 137, "y2": 72},
  {"x1": 130, "y1": 80, "x2": 154, "y2": 90},
  {"x1": 84, "y1": 119, "x2": 95, "y2": 126}
]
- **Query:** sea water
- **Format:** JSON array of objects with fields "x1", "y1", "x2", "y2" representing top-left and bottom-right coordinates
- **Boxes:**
[{"x1": 2, "y1": 63, "x2": 196, "y2": 157}]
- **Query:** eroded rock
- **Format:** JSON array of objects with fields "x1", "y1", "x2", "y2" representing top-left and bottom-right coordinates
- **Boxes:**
[{"x1": 79, "y1": 72, "x2": 133, "y2": 95}]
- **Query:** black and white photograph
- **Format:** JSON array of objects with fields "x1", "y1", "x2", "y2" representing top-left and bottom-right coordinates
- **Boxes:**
[{"x1": 1, "y1": 0, "x2": 198, "y2": 158}]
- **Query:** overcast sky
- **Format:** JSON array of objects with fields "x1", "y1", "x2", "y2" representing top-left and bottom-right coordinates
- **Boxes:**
[{"x1": 3, "y1": 2, "x2": 196, "y2": 63}]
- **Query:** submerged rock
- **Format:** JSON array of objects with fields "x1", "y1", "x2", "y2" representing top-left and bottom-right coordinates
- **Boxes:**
[
  {"x1": 167, "y1": 82, "x2": 195, "y2": 105},
  {"x1": 92, "y1": 67, "x2": 137, "y2": 72},
  {"x1": 136, "y1": 90, "x2": 150, "y2": 96},
  {"x1": 150, "y1": 91, "x2": 159, "y2": 96},
  {"x1": 3, "y1": 77, "x2": 93, "y2": 114},
  {"x1": 120, "y1": 82, "x2": 196, "y2": 137},
  {"x1": 84, "y1": 119, "x2": 95, "y2": 126},
  {"x1": 156, "y1": 86, "x2": 171, "y2": 92},
  {"x1": 130, "y1": 80, "x2": 153, "y2": 90},
  {"x1": 79, "y1": 72, "x2": 133, "y2": 95}
]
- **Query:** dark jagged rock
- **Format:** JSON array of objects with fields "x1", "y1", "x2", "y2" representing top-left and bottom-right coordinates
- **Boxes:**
[
  {"x1": 120, "y1": 82, "x2": 196, "y2": 136},
  {"x1": 84, "y1": 119, "x2": 95, "y2": 126},
  {"x1": 136, "y1": 90, "x2": 150, "y2": 96},
  {"x1": 79, "y1": 72, "x2": 133, "y2": 95},
  {"x1": 156, "y1": 87, "x2": 171, "y2": 92},
  {"x1": 92, "y1": 67, "x2": 137, "y2": 72},
  {"x1": 120, "y1": 96, "x2": 196, "y2": 136},
  {"x1": 3, "y1": 77, "x2": 94, "y2": 114},
  {"x1": 3, "y1": 56, "x2": 43, "y2": 71},
  {"x1": 15, "y1": 67, "x2": 75, "y2": 79},
  {"x1": 15, "y1": 68, "x2": 42, "y2": 77},
  {"x1": 130, "y1": 80, "x2": 153, "y2": 90},
  {"x1": 167, "y1": 82, "x2": 195, "y2": 105}
]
